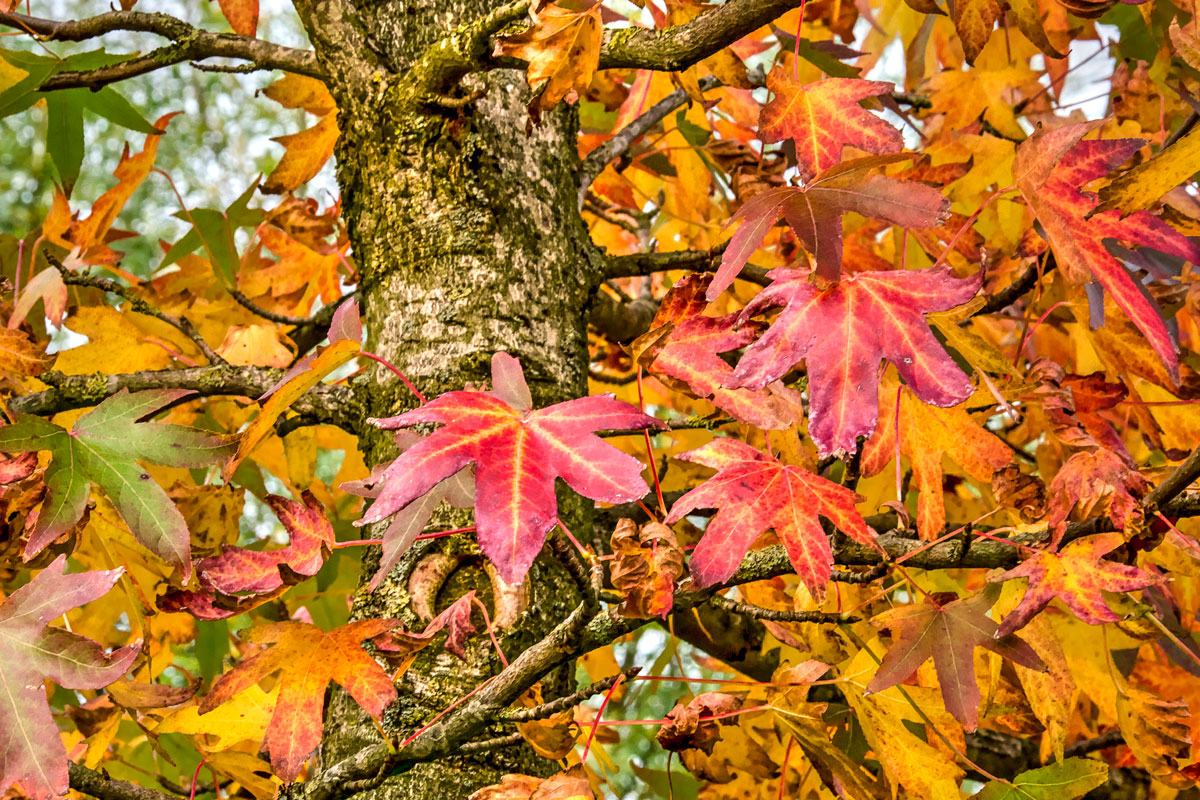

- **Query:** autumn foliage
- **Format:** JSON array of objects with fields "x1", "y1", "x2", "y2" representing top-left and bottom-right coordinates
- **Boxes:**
[{"x1": 5, "y1": 0, "x2": 1200, "y2": 798}]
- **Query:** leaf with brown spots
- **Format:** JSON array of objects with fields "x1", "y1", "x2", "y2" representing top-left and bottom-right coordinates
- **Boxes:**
[
  {"x1": 1046, "y1": 449, "x2": 1150, "y2": 546},
  {"x1": 609, "y1": 518, "x2": 685, "y2": 619}
]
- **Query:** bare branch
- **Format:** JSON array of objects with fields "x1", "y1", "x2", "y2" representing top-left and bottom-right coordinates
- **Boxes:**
[
  {"x1": 499, "y1": 668, "x2": 640, "y2": 722},
  {"x1": 597, "y1": 0, "x2": 803, "y2": 72},
  {"x1": 709, "y1": 594, "x2": 859, "y2": 624},
  {"x1": 579, "y1": 74, "x2": 720, "y2": 206},
  {"x1": 601, "y1": 243, "x2": 773, "y2": 287},
  {"x1": 51, "y1": 255, "x2": 225, "y2": 366},
  {"x1": 69, "y1": 762, "x2": 181, "y2": 800},
  {"x1": 8, "y1": 366, "x2": 360, "y2": 432},
  {"x1": 588, "y1": 292, "x2": 658, "y2": 343},
  {"x1": 1146, "y1": 444, "x2": 1200, "y2": 510},
  {"x1": 0, "y1": 9, "x2": 322, "y2": 90}
]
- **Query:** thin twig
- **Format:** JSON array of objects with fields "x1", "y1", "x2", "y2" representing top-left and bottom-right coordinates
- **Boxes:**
[
  {"x1": 500, "y1": 668, "x2": 641, "y2": 723},
  {"x1": 709, "y1": 594, "x2": 860, "y2": 624},
  {"x1": 50, "y1": 254, "x2": 225, "y2": 365}
]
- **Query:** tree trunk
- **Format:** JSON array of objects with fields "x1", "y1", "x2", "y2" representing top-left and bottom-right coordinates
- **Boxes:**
[{"x1": 291, "y1": 1, "x2": 601, "y2": 796}]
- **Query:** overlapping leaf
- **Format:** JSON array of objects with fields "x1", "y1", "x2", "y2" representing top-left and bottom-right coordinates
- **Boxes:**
[
  {"x1": 632, "y1": 273, "x2": 803, "y2": 429},
  {"x1": 757, "y1": 73, "x2": 902, "y2": 182},
  {"x1": 665, "y1": 438, "x2": 877, "y2": 595},
  {"x1": 260, "y1": 74, "x2": 339, "y2": 194},
  {"x1": 711, "y1": 160, "x2": 951, "y2": 291},
  {"x1": 1045, "y1": 449, "x2": 1150, "y2": 545},
  {"x1": 361, "y1": 353, "x2": 662, "y2": 582},
  {"x1": 726, "y1": 265, "x2": 981, "y2": 456},
  {"x1": 1014, "y1": 121, "x2": 1200, "y2": 383},
  {"x1": 609, "y1": 518, "x2": 685, "y2": 619},
  {"x1": 991, "y1": 533, "x2": 1164, "y2": 636},
  {"x1": 0, "y1": 556, "x2": 138, "y2": 800},
  {"x1": 0, "y1": 389, "x2": 236, "y2": 575},
  {"x1": 862, "y1": 377, "x2": 1013, "y2": 539},
  {"x1": 496, "y1": 5, "x2": 602, "y2": 118},
  {"x1": 867, "y1": 589, "x2": 1045, "y2": 730}
]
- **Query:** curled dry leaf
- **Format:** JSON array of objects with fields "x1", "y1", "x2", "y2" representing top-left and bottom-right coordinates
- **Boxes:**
[
  {"x1": 1046, "y1": 449, "x2": 1150, "y2": 546},
  {"x1": 1117, "y1": 687, "x2": 1195, "y2": 788},
  {"x1": 656, "y1": 692, "x2": 743, "y2": 754},
  {"x1": 468, "y1": 767, "x2": 594, "y2": 800},
  {"x1": 992, "y1": 464, "x2": 1048, "y2": 523},
  {"x1": 609, "y1": 517, "x2": 685, "y2": 619}
]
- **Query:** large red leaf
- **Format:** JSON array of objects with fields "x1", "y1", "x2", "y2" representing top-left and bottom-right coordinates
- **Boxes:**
[
  {"x1": 0, "y1": 556, "x2": 138, "y2": 800},
  {"x1": 867, "y1": 589, "x2": 1045, "y2": 731},
  {"x1": 664, "y1": 438, "x2": 877, "y2": 596},
  {"x1": 360, "y1": 353, "x2": 663, "y2": 582},
  {"x1": 758, "y1": 73, "x2": 903, "y2": 182},
  {"x1": 711, "y1": 162, "x2": 950, "y2": 293},
  {"x1": 726, "y1": 265, "x2": 981, "y2": 456},
  {"x1": 990, "y1": 533, "x2": 1164, "y2": 637},
  {"x1": 1014, "y1": 121, "x2": 1200, "y2": 384}
]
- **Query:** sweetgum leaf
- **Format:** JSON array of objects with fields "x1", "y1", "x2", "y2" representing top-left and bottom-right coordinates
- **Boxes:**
[
  {"x1": 0, "y1": 388, "x2": 236, "y2": 576},
  {"x1": 726, "y1": 265, "x2": 981, "y2": 456},
  {"x1": 0, "y1": 555, "x2": 138, "y2": 800},
  {"x1": 664, "y1": 438, "x2": 877, "y2": 596},
  {"x1": 361, "y1": 353, "x2": 663, "y2": 583},
  {"x1": 757, "y1": 73, "x2": 903, "y2": 182},
  {"x1": 200, "y1": 619, "x2": 403, "y2": 781},
  {"x1": 867, "y1": 588, "x2": 1045, "y2": 731},
  {"x1": 1014, "y1": 120, "x2": 1200, "y2": 384},
  {"x1": 990, "y1": 533, "x2": 1164, "y2": 636},
  {"x1": 711, "y1": 161, "x2": 950, "y2": 293}
]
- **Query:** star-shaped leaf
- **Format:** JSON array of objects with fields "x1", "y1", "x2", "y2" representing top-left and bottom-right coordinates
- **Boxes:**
[
  {"x1": 0, "y1": 555, "x2": 138, "y2": 800},
  {"x1": 711, "y1": 162, "x2": 950, "y2": 293},
  {"x1": 361, "y1": 353, "x2": 663, "y2": 583},
  {"x1": 867, "y1": 588, "x2": 1045, "y2": 730},
  {"x1": 496, "y1": 4, "x2": 602, "y2": 118},
  {"x1": 726, "y1": 265, "x2": 981, "y2": 457},
  {"x1": 990, "y1": 533, "x2": 1164, "y2": 636},
  {"x1": 664, "y1": 438, "x2": 877, "y2": 597},
  {"x1": 0, "y1": 389, "x2": 237, "y2": 576},
  {"x1": 200, "y1": 619, "x2": 402, "y2": 781},
  {"x1": 1014, "y1": 121, "x2": 1200, "y2": 383},
  {"x1": 758, "y1": 73, "x2": 903, "y2": 182}
]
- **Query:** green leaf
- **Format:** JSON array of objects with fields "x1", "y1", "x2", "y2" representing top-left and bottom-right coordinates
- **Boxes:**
[
  {"x1": 82, "y1": 87, "x2": 161, "y2": 135},
  {"x1": 161, "y1": 180, "x2": 264, "y2": 286},
  {"x1": 976, "y1": 758, "x2": 1109, "y2": 800},
  {"x1": 0, "y1": 389, "x2": 236, "y2": 576},
  {"x1": 45, "y1": 89, "x2": 85, "y2": 195}
]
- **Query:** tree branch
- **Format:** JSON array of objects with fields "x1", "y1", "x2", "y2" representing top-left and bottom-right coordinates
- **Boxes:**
[
  {"x1": 710, "y1": 594, "x2": 858, "y2": 624},
  {"x1": 597, "y1": 0, "x2": 804, "y2": 72},
  {"x1": 1146, "y1": 444, "x2": 1200, "y2": 510},
  {"x1": 602, "y1": 242, "x2": 772, "y2": 287},
  {"x1": 499, "y1": 668, "x2": 640, "y2": 722},
  {"x1": 69, "y1": 762, "x2": 182, "y2": 800},
  {"x1": 52, "y1": 255, "x2": 224, "y2": 365},
  {"x1": 579, "y1": 74, "x2": 720, "y2": 206},
  {"x1": 8, "y1": 366, "x2": 359, "y2": 432},
  {"x1": 0, "y1": 9, "x2": 322, "y2": 90}
]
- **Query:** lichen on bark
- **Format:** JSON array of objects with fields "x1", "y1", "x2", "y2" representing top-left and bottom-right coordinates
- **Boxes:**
[{"x1": 289, "y1": 1, "x2": 605, "y2": 796}]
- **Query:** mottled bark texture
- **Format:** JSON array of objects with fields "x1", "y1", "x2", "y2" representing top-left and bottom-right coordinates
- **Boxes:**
[{"x1": 291, "y1": 1, "x2": 599, "y2": 796}]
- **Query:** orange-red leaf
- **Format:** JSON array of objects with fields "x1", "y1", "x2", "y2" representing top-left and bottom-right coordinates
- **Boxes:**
[
  {"x1": 362, "y1": 354, "x2": 662, "y2": 583},
  {"x1": 1014, "y1": 121, "x2": 1200, "y2": 384},
  {"x1": 216, "y1": 0, "x2": 258, "y2": 36},
  {"x1": 200, "y1": 619, "x2": 401, "y2": 780},
  {"x1": 991, "y1": 533, "x2": 1164, "y2": 636},
  {"x1": 665, "y1": 438, "x2": 877, "y2": 597},
  {"x1": 1045, "y1": 449, "x2": 1150, "y2": 546},
  {"x1": 758, "y1": 73, "x2": 903, "y2": 182},
  {"x1": 496, "y1": 5, "x2": 602, "y2": 117},
  {"x1": 727, "y1": 265, "x2": 981, "y2": 456}
]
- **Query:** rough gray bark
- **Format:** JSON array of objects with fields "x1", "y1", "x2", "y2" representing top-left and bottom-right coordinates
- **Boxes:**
[{"x1": 289, "y1": 1, "x2": 601, "y2": 796}]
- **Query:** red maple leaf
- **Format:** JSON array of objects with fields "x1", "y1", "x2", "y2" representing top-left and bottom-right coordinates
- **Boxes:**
[
  {"x1": 867, "y1": 589, "x2": 1045, "y2": 731},
  {"x1": 0, "y1": 556, "x2": 138, "y2": 800},
  {"x1": 664, "y1": 438, "x2": 877, "y2": 596},
  {"x1": 711, "y1": 162, "x2": 950, "y2": 292},
  {"x1": 758, "y1": 73, "x2": 903, "y2": 183},
  {"x1": 360, "y1": 353, "x2": 663, "y2": 582},
  {"x1": 726, "y1": 265, "x2": 981, "y2": 456},
  {"x1": 1014, "y1": 120, "x2": 1200, "y2": 383},
  {"x1": 990, "y1": 533, "x2": 1164, "y2": 636}
]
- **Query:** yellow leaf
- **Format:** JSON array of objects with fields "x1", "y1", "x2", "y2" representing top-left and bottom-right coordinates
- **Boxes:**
[
  {"x1": 1096, "y1": 125, "x2": 1200, "y2": 216},
  {"x1": 223, "y1": 337, "x2": 359, "y2": 480},
  {"x1": 496, "y1": 6, "x2": 602, "y2": 116},
  {"x1": 156, "y1": 685, "x2": 277, "y2": 750}
]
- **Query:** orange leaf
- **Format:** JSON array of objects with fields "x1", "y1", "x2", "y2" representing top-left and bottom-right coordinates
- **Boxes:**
[
  {"x1": 260, "y1": 75, "x2": 338, "y2": 194},
  {"x1": 216, "y1": 0, "x2": 258, "y2": 36},
  {"x1": 496, "y1": 5, "x2": 602, "y2": 117},
  {"x1": 758, "y1": 72, "x2": 903, "y2": 182},
  {"x1": 199, "y1": 619, "x2": 400, "y2": 780},
  {"x1": 609, "y1": 518, "x2": 685, "y2": 619}
]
